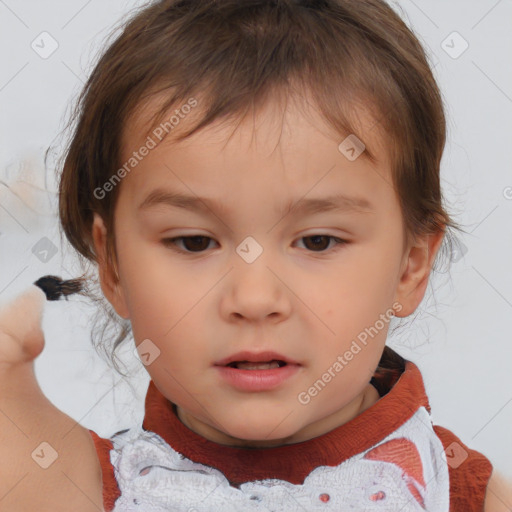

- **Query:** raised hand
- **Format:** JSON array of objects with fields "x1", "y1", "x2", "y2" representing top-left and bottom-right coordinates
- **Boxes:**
[{"x1": 0, "y1": 285, "x2": 46, "y2": 367}]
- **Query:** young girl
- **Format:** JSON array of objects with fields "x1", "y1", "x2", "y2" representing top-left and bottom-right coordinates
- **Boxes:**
[{"x1": 1, "y1": 0, "x2": 511, "y2": 510}]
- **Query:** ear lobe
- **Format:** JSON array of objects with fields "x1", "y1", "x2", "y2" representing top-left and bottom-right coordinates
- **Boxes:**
[
  {"x1": 394, "y1": 229, "x2": 445, "y2": 318},
  {"x1": 91, "y1": 213, "x2": 130, "y2": 319}
]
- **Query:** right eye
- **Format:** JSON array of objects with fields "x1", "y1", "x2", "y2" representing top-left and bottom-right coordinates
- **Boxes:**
[{"x1": 161, "y1": 236, "x2": 217, "y2": 253}]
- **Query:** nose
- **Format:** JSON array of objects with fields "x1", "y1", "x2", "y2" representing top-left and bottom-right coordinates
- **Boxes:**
[{"x1": 220, "y1": 250, "x2": 292, "y2": 323}]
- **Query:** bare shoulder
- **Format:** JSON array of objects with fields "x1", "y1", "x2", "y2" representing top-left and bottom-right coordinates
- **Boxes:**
[
  {"x1": 484, "y1": 470, "x2": 512, "y2": 512},
  {"x1": 0, "y1": 365, "x2": 104, "y2": 510}
]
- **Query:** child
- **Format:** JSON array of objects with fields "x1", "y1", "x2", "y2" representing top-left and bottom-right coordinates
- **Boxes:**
[{"x1": 1, "y1": 0, "x2": 511, "y2": 510}]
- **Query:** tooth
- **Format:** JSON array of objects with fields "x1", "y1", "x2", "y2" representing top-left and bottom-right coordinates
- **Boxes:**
[{"x1": 235, "y1": 361, "x2": 280, "y2": 370}]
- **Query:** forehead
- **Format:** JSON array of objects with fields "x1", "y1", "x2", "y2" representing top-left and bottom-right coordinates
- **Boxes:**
[
  {"x1": 122, "y1": 88, "x2": 390, "y2": 164},
  {"x1": 118, "y1": 90, "x2": 395, "y2": 210}
]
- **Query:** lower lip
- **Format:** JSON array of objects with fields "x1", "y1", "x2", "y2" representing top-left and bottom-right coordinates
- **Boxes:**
[{"x1": 215, "y1": 364, "x2": 301, "y2": 391}]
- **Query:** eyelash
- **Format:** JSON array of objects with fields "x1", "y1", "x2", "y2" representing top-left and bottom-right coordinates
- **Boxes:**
[{"x1": 161, "y1": 235, "x2": 348, "y2": 254}]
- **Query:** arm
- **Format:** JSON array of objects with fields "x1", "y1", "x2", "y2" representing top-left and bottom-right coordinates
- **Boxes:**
[
  {"x1": 484, "y1": 470, "x2": 512, "y2": 512},
  {"x1": 0, "y1": 286, "x2": 104, "y2": 511}
]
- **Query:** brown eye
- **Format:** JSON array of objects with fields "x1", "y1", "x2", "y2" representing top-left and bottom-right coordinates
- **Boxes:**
[
  {"x1": 299, "y1": 235, "x2": 346, "y2": 252},
  {"x1": 162, "y1": 236, "x2": 215, "y2": 253}
]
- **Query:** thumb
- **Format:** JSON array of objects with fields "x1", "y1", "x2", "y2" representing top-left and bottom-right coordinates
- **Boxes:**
[{"x1": 0, "y1": 285, "x2": 47, "y2": 365}]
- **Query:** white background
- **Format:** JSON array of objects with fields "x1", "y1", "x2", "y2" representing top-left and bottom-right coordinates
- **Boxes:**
[{"x1": 0, "y1": 0, "x2": 511, "y2": 484}]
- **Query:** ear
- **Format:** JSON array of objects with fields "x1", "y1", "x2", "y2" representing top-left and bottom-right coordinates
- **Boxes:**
[
  {"x1": 91, "y1": 213, "x2": 130, "y2": 319},
  {"x1": 394, "y1": 228, "x2": 445, "y2": 318}
]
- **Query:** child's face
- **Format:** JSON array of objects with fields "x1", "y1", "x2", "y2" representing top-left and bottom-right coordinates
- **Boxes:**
[{"x1": 93, "y1": 94, "x2": 440, "y2": 447}]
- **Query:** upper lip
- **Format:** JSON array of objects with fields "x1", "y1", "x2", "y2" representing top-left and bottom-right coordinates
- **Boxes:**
[{"x1": 214, "y1": 350, "x2": 300, "y2": 367}]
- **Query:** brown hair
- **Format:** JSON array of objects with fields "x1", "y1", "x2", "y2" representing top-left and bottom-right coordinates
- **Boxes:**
[{"x1": 57, "y1": 0, "x2": 464, "y2": 375}]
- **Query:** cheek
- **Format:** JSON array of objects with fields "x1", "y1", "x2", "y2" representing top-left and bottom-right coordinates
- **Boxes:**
[
  {"x1": 347, "y1": 235, "x2": 403, "y2": 304},
  {"x1": 315, "y1": 252, "x2": 399, "y2": 320},
  {"x1": 306, "y1": 244, "x2": 401, "y2": 364},
  {"x1": 117, "y1": 238, "x2": 204, "y2": 333}
]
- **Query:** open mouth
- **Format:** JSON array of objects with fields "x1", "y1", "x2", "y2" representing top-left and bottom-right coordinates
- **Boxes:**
[
  {"x1": 215, "y1": 352, "x2": 300, "y2": 390},
  {"x1": 226, "y1": 360, "x2": 288, "y2": 370}
]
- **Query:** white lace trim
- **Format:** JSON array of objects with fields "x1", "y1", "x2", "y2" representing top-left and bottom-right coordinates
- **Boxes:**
[{"x1": 110, "y1": 406, "x2": 450, "y2": 511}]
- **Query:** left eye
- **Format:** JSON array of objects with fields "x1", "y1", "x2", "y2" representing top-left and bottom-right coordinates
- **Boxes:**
[
  {"x1": 161, "y1": 235, "x2": 348, "y2": 254},
  {"x1": 296, "y1": 235, "x2": 347, "y2": 252}
]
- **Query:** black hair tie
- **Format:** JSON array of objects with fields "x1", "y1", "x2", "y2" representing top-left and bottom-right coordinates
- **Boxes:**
[{"x1": 33, "y1": 275, "x2": 84, "y2": 301}]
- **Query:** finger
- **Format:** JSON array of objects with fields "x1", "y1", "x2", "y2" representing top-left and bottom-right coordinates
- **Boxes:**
[{"x1": 0, "y1": 285, "x2": 46, "y2": 364}]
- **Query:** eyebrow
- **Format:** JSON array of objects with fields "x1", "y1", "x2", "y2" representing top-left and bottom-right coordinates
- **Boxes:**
[{"x1": 137, "y1": 189, "x2": 374, "y2": 217}]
